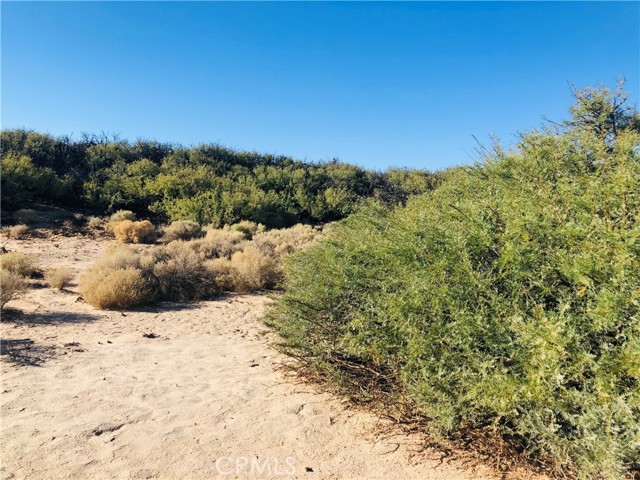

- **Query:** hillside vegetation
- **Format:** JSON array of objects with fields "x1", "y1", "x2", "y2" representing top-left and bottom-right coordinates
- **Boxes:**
[
  {"x1": 268, "y1": 86, "x2": 640, "y2": 478},
  {"x1": 1, "y1": 130, "x2": 435, "y2": 228}
]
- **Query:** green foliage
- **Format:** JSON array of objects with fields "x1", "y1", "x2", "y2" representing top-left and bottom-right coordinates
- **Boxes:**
[
  {"x1": 268, "y1": 87, "x2": 640, "y2": 478},
  {"x1": 1, "y1": 131, "x2": 434, "y2": 228},
  {"x1": 1, "y1": 153, "x2": 71, "y2": 207}
]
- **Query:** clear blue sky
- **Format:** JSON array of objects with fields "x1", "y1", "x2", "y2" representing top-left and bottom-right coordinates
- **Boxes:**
[{"x1": 2, "y1": 2, "x2": 638, "y2": 171}]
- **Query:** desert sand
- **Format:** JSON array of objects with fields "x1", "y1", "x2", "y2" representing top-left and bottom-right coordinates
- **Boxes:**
[{"x1": 1, "y1": 235, "x2": 497, "y2": 479}]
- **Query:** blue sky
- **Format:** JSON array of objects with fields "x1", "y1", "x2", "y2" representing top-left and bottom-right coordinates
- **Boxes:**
[{"x1": 2, "y1": 2, "x2": 638, "y2": 171}]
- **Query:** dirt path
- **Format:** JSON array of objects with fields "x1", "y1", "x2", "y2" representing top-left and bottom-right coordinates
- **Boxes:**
[{"x1": 1, "y1": 236, "x2": 495, "y2": 479}]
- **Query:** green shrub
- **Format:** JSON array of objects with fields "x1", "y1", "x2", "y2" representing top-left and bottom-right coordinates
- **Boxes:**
[
  {"x1": 1, "y1": 130, "x2": 435, "y2": 229},
  {"x1": 0, "y1": 153, "x2": 70, "y2": 207},
  {"x1": 268, "y1": 88, "x2": 640, "y2": 479}
]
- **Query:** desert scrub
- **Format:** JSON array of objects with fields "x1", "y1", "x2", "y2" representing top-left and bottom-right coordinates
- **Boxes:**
[
  {"x1": 163, "y1": 220, "x2": 204, "y2": 242},
  {"x1": 152, "y1": 242, "x2": 217, "y2": 301},
  {"x1": 0, "y1": 270, "x2": 27, "y2": 309},
  {"x1": 228, "y1": 245, "x2": 281, "y2": 292},
  {"x1": 86, "y1": 216, "x2": 104, "y2": 230},
  {"x1": 44, "y1": 268, "x2": 74, "y2": 290},
  {"x1": 79, "y1": 246, "x2": 156, "y2": 309},
  {"x1": 1, "y1": 224, "x2": 31, "y2": 239},
  {"x1": 228, "y1": 220, "x2": 265, "y2": 240},
  {"x1": 108, "y1": 209, "x2": 136, "y2": 225},
  {"x1": 80, "y1": 268, "x2": 155, "y2": 310},
  {"x1": 190, "y1": 228, "x2": 246, "y2": 259},
  {"x1": 0, "y1": 252, "x2": 39, "y2": 277},
  {"x1": 268, "y1": 87, "x2": 640, "y2": 479},
  {"x1": 12, "y1": 209, "x2": 39, "y2": 225},
  {"x1": 253, "y1": 224, "x2": 321, "y2": 258},
  {"x1": 113, "y1": 220, "x2": 157, "y2": 244}
]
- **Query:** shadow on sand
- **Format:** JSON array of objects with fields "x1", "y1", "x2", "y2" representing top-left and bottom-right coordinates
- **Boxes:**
[{"x1": 2, "y1": 309, "x2": 103, "y2": 325}]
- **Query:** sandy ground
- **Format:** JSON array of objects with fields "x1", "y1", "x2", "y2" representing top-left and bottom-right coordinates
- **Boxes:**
[{"x1": 1, "y1": 235, "x2": 498, "y2": 480}]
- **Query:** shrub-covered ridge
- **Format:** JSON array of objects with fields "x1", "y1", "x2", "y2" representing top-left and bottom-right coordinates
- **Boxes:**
[
  {"x1": 267, "y1": 86, "x2": 640, "y2": 478},
  {"x1": 1, "y1": 130, "x2": 436, "y2": 228}
]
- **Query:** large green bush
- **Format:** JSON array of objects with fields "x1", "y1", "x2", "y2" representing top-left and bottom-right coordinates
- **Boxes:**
[{"x1": 268, "y1": 87, "x2": 640, "y2": 478}]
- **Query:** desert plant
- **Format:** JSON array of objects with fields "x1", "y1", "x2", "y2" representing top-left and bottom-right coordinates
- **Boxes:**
[
  {"x1": 79, "y1": 267, "x2": 154, "y2": 309},
  {"x1": 205, "y1": 258, "x2": 236, "y2": 292},
  {"x1": 152, "y1": 244, "x2": 217, "y2": 301},
  {"x1": 0, "y1": 252, "x2": 39, "y2": 277},
  {"x1": 92, "y1": 244, "x2": 146, "y2": 272},
  {"x1": 1, "y1": 224, "x2": 31, "y2": 240},
  {"x1": 229, "y1": 220, "x2": 264, "y2": 240},
  {"x1": 163, "y1": 220, "x2": 204, "y2": 242},
  {"x1": 78, "y1": 245, "x2": 155, "y2": 309},
  {"x1": 190, "y1": 228, "x2": 246, "y2": 259},
  {"x1": 113, "y1": 220, "x2": 156, "y2": 244},
  {"x1": 12, "y1": 209, "x2": 39, "y2": 225},
  {"x1": 268, "y1": 87, "x2": 640, "y2": 479},
  {"x1": 86, "y1": 216, "x2": 103, "y2": 230},
  {"x1": 253, "y1": 224, "x2": 320, "y2": 258},
  {"x1": 229, "y1": 244, "x2": 281, "y2": 292},
  {"x1": 106, "y1": 210, "x2": 137, "y2": 232},
  {"x1": 44, "y1": 268, "x2": 74, "y2": 290},
  {"x1": 0, "y1": 270, "x2": 27, "y2": 309},
  {"x1": 109, "y1": 209, "x2": 137, "y2": 224}
]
